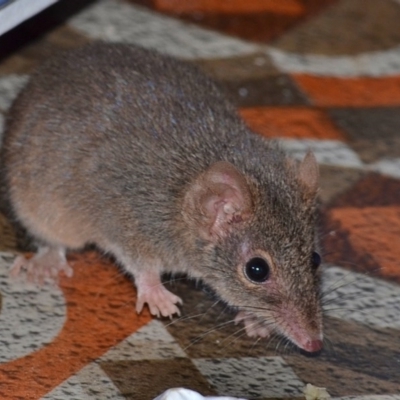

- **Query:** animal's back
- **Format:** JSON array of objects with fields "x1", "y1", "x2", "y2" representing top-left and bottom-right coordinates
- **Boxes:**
[
  {"x1": 2, "y1": 42, "x2": 262, "y2": 247},
  {"x1": 5, "y1": 43, "x2": 240, "y2": 180}
]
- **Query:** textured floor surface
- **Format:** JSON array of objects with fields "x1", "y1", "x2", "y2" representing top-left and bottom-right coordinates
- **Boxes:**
[{"x1": 0, "y1": 0, "x2": 399, "y2": 399}]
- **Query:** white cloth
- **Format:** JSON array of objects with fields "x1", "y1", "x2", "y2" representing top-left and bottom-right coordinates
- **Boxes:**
[{"x1": 154, "y1": 388, "x2": 247, "y2": 400}]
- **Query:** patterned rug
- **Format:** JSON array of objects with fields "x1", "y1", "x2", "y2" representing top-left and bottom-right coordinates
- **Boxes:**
[{"x1": 0, "y1": 0, "x2": 399, "y2": 399}]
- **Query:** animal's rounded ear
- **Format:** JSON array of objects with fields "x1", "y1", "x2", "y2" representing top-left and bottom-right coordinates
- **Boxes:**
[
  {"x1": 182, "y1": 161, "x2": 253, "y2": 241},
  {"x1": 298, "y1": 151, "x2": 319, "y2": 195}
]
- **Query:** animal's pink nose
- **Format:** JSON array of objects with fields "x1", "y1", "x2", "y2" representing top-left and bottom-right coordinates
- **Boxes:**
[{"x1": 303, "y1": 339, "x2": 323, "y2": 353}]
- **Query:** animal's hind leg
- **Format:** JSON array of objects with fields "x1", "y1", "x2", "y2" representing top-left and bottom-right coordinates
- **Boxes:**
[{"x1": 10, "y1": 245, "x2": 73, "y2": 284}]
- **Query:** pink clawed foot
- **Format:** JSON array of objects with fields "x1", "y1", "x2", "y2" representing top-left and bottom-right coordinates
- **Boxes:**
[
  {"x1": 10, "y1": 246, "x2": 73, "y2": 284},
  {"x1": 135, "y1": 271, "x2": 182, "y2": 318},
  {"x1": 235, "y1": 311, "x2": 273, "y2": 338}
]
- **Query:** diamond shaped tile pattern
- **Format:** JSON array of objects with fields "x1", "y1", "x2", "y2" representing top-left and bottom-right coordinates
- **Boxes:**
[{"x1": 193, "y1": 357, "x2": 305, "y2": 399}]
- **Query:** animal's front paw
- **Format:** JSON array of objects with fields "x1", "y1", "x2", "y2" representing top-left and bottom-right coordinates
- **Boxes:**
[
  {"x1": 135, "y1": 278, "x2": 182, "y2": 318},
  {"x1": 235, "y1": 311, "x2": 273, "y2": 338}
]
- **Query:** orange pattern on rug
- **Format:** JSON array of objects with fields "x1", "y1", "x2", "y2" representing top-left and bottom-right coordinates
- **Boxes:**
[
  {"x1": 292, "y1": 75, "x2": 400, "y2": 107},
  {"x1": 154, "y1": 0, "x2": 304, "y2": 15},
  {"x1": 327, "y1": 207, "x2": 400, "y2": 280},
  {"x1": 240, "y1": 106, "x2": 347, "y2": 139},
  {"x1": 0, "y1": 252, "x2": 151, "y2": 400}
]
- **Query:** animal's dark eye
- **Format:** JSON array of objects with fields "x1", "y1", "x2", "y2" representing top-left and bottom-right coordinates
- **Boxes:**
[
  {"x1": 245, "y1": 257, "x2": 270, "y2": 283},
  {"x1": 311, "y1": 252, "x2": 321, "y2": 270}
]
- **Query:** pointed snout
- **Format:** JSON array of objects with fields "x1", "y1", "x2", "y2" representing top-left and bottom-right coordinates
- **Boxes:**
[{"x1": 302, "y1": 339, "x2": 323, "y2": 353}]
